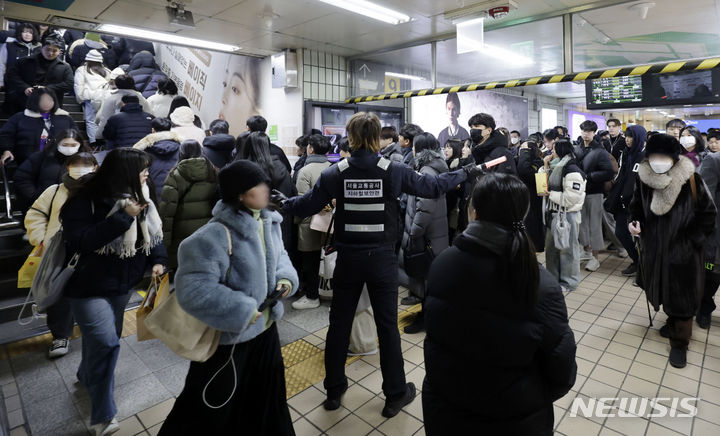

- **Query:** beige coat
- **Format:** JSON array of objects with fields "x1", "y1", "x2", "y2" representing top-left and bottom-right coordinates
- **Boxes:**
[
  {"x1": 295, "y1": 156, "x2": 331, "y2": 252},
  {"x1": 24, "y1": 183, "x2": 68, "y2": 248}
]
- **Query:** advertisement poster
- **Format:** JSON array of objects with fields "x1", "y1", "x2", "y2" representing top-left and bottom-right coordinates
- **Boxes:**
[
  {"x1": 154, "y1": 44, "x2": 262, "y2": 137},
  {"x1": 411, "y1": 90, "x2": 529, "y2": 146}
]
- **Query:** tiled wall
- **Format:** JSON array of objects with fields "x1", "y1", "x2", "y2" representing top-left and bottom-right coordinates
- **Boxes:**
[{"x1": 302, "y1": 49, "x2": 349, "y2": 102}]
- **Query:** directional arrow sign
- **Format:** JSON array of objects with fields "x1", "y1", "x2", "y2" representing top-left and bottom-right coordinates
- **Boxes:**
[{"x1": 359, "y1": 64, "x2": 371, "y2": 78}]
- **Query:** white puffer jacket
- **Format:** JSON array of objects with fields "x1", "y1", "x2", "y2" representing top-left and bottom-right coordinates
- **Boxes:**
[
  {"x1": 24, "y1": 183, "x2": 68, "y2": 248},
  {"x1": 73, "y1": 65, "x2": 111, "y2": 106}
]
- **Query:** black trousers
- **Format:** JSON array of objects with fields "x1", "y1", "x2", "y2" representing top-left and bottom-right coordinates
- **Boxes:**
[
  {"x1": 46, "y1": 297, "x2": 75, "y2": 339},
  {"x1": 159, "y1": 324, "x2": 295, "y2": 436},
  {"x1": 299, "y1": 250, "x2": 321, "y2": 300},
  {"x1": 614, "y1": 209, "x2": 639, "y2": 264},
  {"x1": 325, "y1": 245, "x2": 406, "y2": 401},
  {"x1": 700, "y1": 272, "x2": 720, "y2": 316}
]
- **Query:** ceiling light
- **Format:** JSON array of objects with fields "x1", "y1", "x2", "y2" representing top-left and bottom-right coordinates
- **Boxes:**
[
  {"x1": 316, "y1": 0, "x2": 410, "y2": 25},
  {"x1": 385, "y1": 72, "x2": 427, "y2": 81},
  {"x1": 97, "y1": 24, "x2": 241, "y2": 53}
]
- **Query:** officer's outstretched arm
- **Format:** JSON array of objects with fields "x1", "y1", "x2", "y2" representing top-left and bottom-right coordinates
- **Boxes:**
[
  {"x1": 282, "y1": 171, "x2": 335, "y2": 218},
  {"x1": 399, "y1": 164, "x2": 468, "y2": 198}
]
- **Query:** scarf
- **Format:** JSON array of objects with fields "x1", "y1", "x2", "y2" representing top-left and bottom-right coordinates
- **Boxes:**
[
  {"x1": 96, "y1": 183, "x2": 163, "y2": 258},
  {"x1": 548, "y1": 155, "x2": 571, "y2": 191},
  {"x1": 637, "y1": 155, "x2": 695, "y2": 216},
  {"x1": 462, "y1": 220, "x2": 514, "y2": 257}
]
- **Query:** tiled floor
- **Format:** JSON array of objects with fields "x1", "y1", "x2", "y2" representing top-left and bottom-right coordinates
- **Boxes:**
[{"x1": 3, "y1": 251, "x2": 720, "y2": 435}]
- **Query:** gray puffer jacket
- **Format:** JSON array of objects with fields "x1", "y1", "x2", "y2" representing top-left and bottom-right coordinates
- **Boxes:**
[{"x1": 401, "y1": 149, "x2": 449, "y2": 256}]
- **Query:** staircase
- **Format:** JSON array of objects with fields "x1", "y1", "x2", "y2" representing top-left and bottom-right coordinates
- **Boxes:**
[{"x1": 0, "y1": 93, "x2": 146, "y2": 344}]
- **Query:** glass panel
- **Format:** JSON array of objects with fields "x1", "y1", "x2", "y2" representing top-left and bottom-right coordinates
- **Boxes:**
[
  {"x1": 541, "y1": 108, "x2": 558, "y2": 131},
  {"x1": 436, "y1": 17, "x2": 563, "y2": 86},
  {"x1": 573, "y1": 2, "x2": 720, "y2": 71},
  {"x1": 349, "y1": 44, "x2": 433, "y2": 95}
]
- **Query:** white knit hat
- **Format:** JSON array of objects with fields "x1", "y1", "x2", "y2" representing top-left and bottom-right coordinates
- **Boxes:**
[
  {"x1": 170, "y1": 106, "x2": 196, "y2": 126},
  {"x1": 85, "y1": 49, "x2": 104, "y2": 63}
]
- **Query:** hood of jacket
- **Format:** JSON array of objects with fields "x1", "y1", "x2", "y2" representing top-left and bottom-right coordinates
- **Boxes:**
[
  {"x1": 170, "y1": 106, "x2": 196, "y2": 127},
  {"x1": 128, "y1": 50, "x2": 156, "y2": 71},
  {"x1": 203, "y1": 134, "x2": 236, "y2": 150},
  {"x1": 177, "y1": 157, "x2": 212, "y2": 182},
  {"x1": 120, "y1": 102, "x2": 143, "y2": 113},
  {"x1": 211, "y1": 201, "x2": 283, "y2": 236},
  {"x1": 24, "y1": 108, "x2": 70, "y2": 118},
  {"x1": 638, "y1": 154, "x2": 695, "y2": 216},
  {"x1": 625, "y1": 125, "x2": 647, "y2": 164},
  {"x1": 415, "y1": 149, "x2": 449, "y2": 173},
  {"x1": 473, "y1": 129, "x2": 509, "y2": 161},
  {"x1": 133, "y1": 131, "x2": 182, "y2": 153}
]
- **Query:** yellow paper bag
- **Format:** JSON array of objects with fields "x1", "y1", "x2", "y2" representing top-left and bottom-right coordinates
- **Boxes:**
[
  {"x1": 17, "y1": 246, "x2": 42, "y2": 289},
  {"x1": 137, "y1": 274, "x2": 169, "y2": 341},
  {"x1": 535, "y1": 172, "x2": 549, "y2": 196}
]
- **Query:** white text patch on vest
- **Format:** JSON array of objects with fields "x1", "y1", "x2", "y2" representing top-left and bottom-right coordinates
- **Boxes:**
[{"x1": 344, "y1": 180, "x2": 383, "y2": 198}]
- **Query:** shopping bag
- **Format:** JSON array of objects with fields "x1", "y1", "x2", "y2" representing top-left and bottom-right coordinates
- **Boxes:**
[
  {"x1": 17, "y1": 246, "x2": 42, "y2": 289},
  {"x1": 136, "y1": 274, "x2": 170, "y2": 341},
  {"x1": 535, "y1": 172, "x2": 549, "y2": 196},
  {"x1": 310, "y1": 210, "x2": 334, "y2": 233},
  {"x1": 552, "y1": 209, "x2": 571, "y2": 251},
  {"x1": 349, "y1": 286, "x2": 377, "y2": 355}
]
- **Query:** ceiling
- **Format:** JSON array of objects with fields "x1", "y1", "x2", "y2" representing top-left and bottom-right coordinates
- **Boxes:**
[{"x1": 3, "y1": 0, "x2": 643, "y2": 58}]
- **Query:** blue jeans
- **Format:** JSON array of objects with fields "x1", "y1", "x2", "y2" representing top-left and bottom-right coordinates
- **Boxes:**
[
  {"x1": 70, "y1": 294, "x2": 130, "y2": 425},
  {"x1": 545, "y1": 211, "x2": 581, "y2": 290},
  {"x1": 83, "y1": 101, "x2": 99, "y2": 143}
]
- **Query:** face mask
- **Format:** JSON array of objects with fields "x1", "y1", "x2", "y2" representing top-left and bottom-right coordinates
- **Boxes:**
[
  {"x1": 68, "y1": 166, "x2": 94, "y2": 179},
  {"x1": 470, "y1": 128, "x2": 485, "y2": 145},
  {"x1": 57, "y1": 145, "x2": 79, "y2": 156},
  {"x1": 510, "y1": 137, "x2": 519, "y2": 145},
  {"x1": 680, "y1": 136, "x2": 696, "y2": 150},
  {"x1": 649, "y1": 159, "x2": 673, "y2": 174}
]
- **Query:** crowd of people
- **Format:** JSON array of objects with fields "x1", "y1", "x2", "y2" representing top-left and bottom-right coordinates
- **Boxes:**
[{"x1": 2, "y1": 20, "x2": 720, "y2": 436}]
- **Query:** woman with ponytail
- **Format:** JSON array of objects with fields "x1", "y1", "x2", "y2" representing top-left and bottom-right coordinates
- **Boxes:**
[{"x1": 422, "y1": 172, "x2": 577, "y2": 435}]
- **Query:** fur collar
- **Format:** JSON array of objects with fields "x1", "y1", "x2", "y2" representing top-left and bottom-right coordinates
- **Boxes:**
[
  {"x1": 24, "y1": 108, "x2": 69, "y2": 118},
  {"x1": 133, "y1": 131, "x2": 182, "y2": 150},
  {"x1": 211, "y1": 201, "x2": 282, "y2": 238},
  {"x1": 638, "y1": 155, "x2": 695, "y2": 216}
]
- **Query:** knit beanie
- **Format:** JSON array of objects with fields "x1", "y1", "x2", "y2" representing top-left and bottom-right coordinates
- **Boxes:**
[
  {"x1": 85, "y1": 49, "x2": 104, "y2": 63},
  {"x1": 645, "y1": 133, "x2": 681, "y2": 161},
  {"x1": 219, "y1": 160, "x2": 271, "y2": 203}
]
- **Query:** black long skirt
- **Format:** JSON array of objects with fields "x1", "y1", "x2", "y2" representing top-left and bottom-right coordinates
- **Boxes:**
[{"x1": 159, "y1": 324, "x2": 295, "y2": 436}]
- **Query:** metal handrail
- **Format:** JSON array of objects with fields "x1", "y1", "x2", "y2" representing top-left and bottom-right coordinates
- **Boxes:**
[{"x1": 0, "y1": 163, "x2": 20, "y2": 229}]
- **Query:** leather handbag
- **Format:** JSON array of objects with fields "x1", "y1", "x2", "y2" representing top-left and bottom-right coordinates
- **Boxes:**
[
  {"x1": 403, "y1": 243, "x2": 434, "y2": 279},
  {"x1": 144, "y1": 224, "x2": 233, "y2": 362}
]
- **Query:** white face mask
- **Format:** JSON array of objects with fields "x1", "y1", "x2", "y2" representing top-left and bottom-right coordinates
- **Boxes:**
[
  {"x1": 649, "y1": 159, "x2": 673, "y2": 174},
  {"x1": 68, "y1": 166, "x2": 94, "y2": 179},
  {"x1": 510, "y1": 137, "x2": 519, "y2": 145},
  {"x1": 680, "y1": 136, "x2": 696, "y2": 150},
  {"x1": 57, "y1": 145, "x2": 79, "y2": 156}
]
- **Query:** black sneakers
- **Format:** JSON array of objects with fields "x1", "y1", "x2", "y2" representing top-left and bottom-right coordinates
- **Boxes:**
[
  {"x1": 669, "y1": 348, "x2": 687, "y2": 368},
  {"x1": 659, "y1": 324, "x2": 669, "y2": 338},
  {"x1": 323, "y1": 384, "x2": 348, "y2": 411},
  {"x1": 697, "y1": 313, "x2": 712, "y2": 330},
  {"x1": 403, "y1": 312, "x2": 425, "y2": 334},
  {"x1": 382, "y1": 383, "x2": 416, "y2": 418},
  {"x1": 400, "y1": 295, "x2": 421, "y2": 306},
  {"x1": 621, "y1": 263, "x2": 637, "y2": 277}
]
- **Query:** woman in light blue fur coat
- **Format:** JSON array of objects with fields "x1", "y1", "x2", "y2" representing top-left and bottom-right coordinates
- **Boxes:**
[{"x1": 160, "y1": 160, "x2": 299, "y2": 436}]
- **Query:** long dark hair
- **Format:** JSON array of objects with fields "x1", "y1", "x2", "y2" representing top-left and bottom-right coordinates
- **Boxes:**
[
  {"x1": 172, "y1": 140, "x2": 217, "y2": 182},
  {"x1": 75, "y1": 148, "x2": 152, "y2": 205},
  {"x1": 236, "y1": 131, "x2": 275, "y2": 179},
  {"x1": 680, "y1": 126, "x2": 706, "y2": 153},
  {"x1": 15, "y1": 23, "x2": 38, "y2": 44},
  {"x1": 46, "y1": 129, "x2": 90, "y2": 156},
  {"x1": 554, "y1": 139, "x2": 576, "y2": 159},
  {"x1": 471, "y1": 173, "x2": 539, "y2": 307},
  {"x1": 86, "y1": 60, "x2": 108, "y2": 78},
  {"x1": 445, "y1": 138, "x2": 463, "y2": 161}
]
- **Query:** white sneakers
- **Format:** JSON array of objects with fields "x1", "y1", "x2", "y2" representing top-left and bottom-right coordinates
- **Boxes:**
[
  {"x1": 48, "y1": 338, "x2": 69, "y2": 359},
  {"x1": 617, "y1": 248, "x2": 629, "y2": 258},
  {"x1": 585, "y1": 257, "x2": 601, "y2": 272},
  {"x1": 292, "y1": 296, "x2": 320, "y2": 310},
  {"x1": 94, "y1": 418, "x2": 119, "y2": 436},
  {"x1": 580, "y1": 250, "x2": 594, "y2": 261}
]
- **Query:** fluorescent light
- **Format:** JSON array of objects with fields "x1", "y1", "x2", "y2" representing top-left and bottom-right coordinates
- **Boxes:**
[
  {"x1": 385, "y1": 72, "x2": 427, "y2": 81},
  {"x1": 97, "y1": 24, "x2": 241, "y2": 53},
  {"x1": 316, "y1": 0, "x2": 410, "y2": 25}
]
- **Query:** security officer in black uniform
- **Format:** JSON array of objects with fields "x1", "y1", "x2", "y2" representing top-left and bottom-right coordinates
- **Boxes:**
[{"x1": 272, "y1": 112, "x2": 481, "y2": 418}]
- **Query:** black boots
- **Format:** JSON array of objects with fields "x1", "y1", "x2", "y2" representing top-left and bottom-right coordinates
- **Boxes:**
[
  {"x1": 323, "y1": 383, "x2": 348, "y2": 411},
  {"x1": 621, "y1": 263, "x2": 637, "y2": 277},
  {"x1": 381, "y1": 382, "x2": 417, "y2": 418},
  {"x1": 404, "y1": 311, "x2": 425, "y2": 334},
  {"x1": 697, "y1": 313, "x2": 712, "y2": 330},
  {"x1": 669, "y1": 348, "x2": 687, "y2": 368}
]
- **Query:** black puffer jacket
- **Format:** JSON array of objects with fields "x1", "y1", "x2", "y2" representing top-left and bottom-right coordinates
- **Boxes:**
[
  {"x1": 699, "y1": 152, "x2": 720, "y2": 268},
  {"x1": 202, "y1": 134, "x2": 235, "y2": 169},
  {"x1": 13, "y1": 148, "x2": 70, "y2": 212},
  {"x1": 517, "y1": 146, "x2": 545, "y2": 252},
  {"x1": 471, "y1": 129, "x2": 517, "y2": 175},
  {"x1": 5, "y1": 52, "x2": 74, "y2": 108},
  {"x1": 118, "y1": 38, "x2": 155, "y2": 65},
  {"x1": 61, "y1": 192, "x2": 168, "y2": 298},
  {"x1": 630, "y1": 156, "x2": 716, "y2": 317},
  {"x1": 0, "y1": 109, "x2": 77, "y2": 166},
  {"x1": 128, "y1": 51, "x2": 167, "y2": 98},
  {"x1": 2, "y1": 39, "x2": 41, "y2": 78},
  {"x1": 605, "y1": 126, "x2": 646, "y2": 214},
  {"x1": 575, "y1": 140, "x2": 614, "y2": 195},
  {"x1": 102, "y1": 103, "x2": 153, "y2": 150},
  {"x1": 423, "y1": 221, "x2": 577, "y2": 435}
]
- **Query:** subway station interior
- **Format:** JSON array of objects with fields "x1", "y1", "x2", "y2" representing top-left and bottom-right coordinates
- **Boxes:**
[{"x1": 2, "y1": 0, "x2": 720, "y2": 435}]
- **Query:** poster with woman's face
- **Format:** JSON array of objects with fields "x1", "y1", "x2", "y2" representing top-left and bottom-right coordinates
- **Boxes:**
[{"x1": 155, "y1": 44, "x2": 262, "y2": 137}]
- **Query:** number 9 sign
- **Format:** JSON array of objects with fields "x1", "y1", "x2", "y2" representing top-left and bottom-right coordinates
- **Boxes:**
[{"x1": 385, "y1": 76, "x2": 399, "y2": 93}]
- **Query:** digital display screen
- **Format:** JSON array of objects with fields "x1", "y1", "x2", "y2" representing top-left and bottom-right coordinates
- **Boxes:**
[
  {"x1": 590, "y1": 76, "x2": 644, "y2": 107},
  {"x1": 654, "y1": 70, "x2": 714, "y2": 102}
]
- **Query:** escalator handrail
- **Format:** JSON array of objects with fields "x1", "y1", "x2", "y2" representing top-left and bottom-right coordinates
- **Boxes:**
[{"x1": 0, "y1": 163, "x2": 16, "y2": 222}]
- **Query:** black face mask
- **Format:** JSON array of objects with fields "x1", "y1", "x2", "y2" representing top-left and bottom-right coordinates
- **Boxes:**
[{"x1": 470, "y1": 128, "x2": 485, "y2": 145}]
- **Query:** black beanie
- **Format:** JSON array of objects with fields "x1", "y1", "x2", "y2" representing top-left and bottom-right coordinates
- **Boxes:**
[
  {"x1": 219, "y1": 160, "x2": 270, "y2": 203},
  {"x1": 645, "y1": 133, "x2": 681, "y2": 161}
]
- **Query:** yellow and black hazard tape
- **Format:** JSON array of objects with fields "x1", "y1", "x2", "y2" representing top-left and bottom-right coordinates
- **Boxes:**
[{"x1": 345, "y1": 57, "x2": 720, "y2": 103}]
